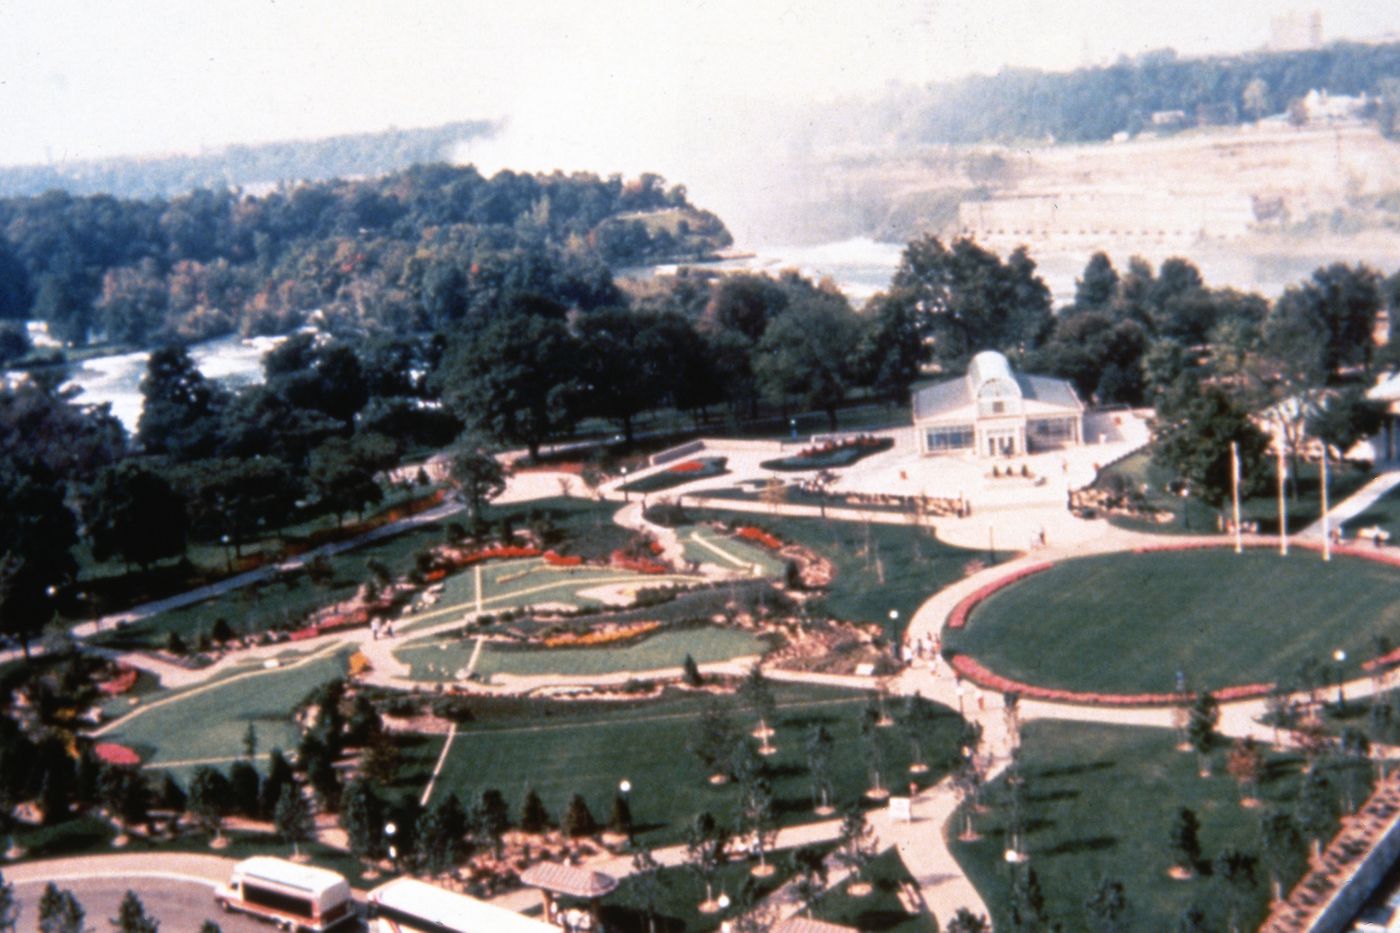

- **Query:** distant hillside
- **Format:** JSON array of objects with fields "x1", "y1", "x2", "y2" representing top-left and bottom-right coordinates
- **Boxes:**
[
  {"x1": 0, "y1": 120, "x2": 499, "y2": 199},
  {"x1": 896, "y1": 41, "x2": 1400, "y2": 146}
]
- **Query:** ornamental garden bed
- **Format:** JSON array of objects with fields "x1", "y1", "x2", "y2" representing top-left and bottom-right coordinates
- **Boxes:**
[
  {"x1": 619, "y1": 457, "x2": 729, "y2": 493},
  {"x1": 759, "y1": 435, "x2": 893, "y2": 471}
]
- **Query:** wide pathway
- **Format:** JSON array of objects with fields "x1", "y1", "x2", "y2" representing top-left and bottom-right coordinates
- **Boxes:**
[{"x1": 1298, "y1": 466, "x2": 1400, "y2": 539}]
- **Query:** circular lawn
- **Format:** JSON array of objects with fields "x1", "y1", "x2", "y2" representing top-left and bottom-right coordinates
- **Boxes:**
[{"x1": 945, "y1": 549, "x2": 1400, "y2": 695}]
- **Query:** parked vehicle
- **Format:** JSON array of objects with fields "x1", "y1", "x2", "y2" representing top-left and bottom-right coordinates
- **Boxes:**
[{"x1": 215, "y1": 856, "x2": 356, "y2": 931}]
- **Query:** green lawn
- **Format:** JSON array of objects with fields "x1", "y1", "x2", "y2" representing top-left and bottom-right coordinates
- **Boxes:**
[
  {"x1": 601, "y1": 845, "x2": 829, "y2": 933},
  {"x1": 396, "y1": 558, "x2": 704, "y2": 636},
  {"x1": 428, "y1": 685, "x2": 964, "y2": 847},
  {"x1": 99, "y1": 646, "x2": 351, "y2": 776},
  {"x1": 398, "y1": 626, "x2": 769, "y2": 682},
  {"x1": 678, "y1": 526, "x2": 787, "y2": 576},
  {"x1": 812, "y1": 847, "x2": 938, "y2": 932},
  {"x1": 95, "y1": 520, "x2": 452, "y2": 650},
  {"x1": 692, "y1": 511, "x2": 1006, "y2": 639},
  {"x1": 1095, "y1": 451, "x2": 1371, "y2": 536},
  {"x1": 952, "y1": 720, "x2": 1353, "y2": 933},
  {"x1": 948, "y1": 548, "x2": 1400, "y2": 693}
]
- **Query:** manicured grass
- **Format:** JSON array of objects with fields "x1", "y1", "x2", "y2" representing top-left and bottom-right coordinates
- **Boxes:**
[
  {"x1": 1095, "y1": 451, "x2": 1370, "y2": 536},
  {"x1": 948, "y1": 548, "x2": 1400, "y2": 693},
  {"x1": 100, "y1": 646, "x2": 351, "y2": 775},
  {"x1": 952, "y1": 720, "x2": 1352, "y2": 933},
  {"x1": 398, "y1": 626, "x2": 769, "y2": 682},
  {"x1": 812, "y1": 847, "x2": 938, "y2": 932},
  {"x1": 395, "y1": 558, "x2": 702, "y2": 635},
  {"x1": 601, "y1": 846, "x2": 829, "y2": 933},
  {"x1": 428, "y1": 685, "x2": 964, "y2": 847},
  {"x1": 692, "y1": 511, "x2": 1004, "y2": 639},
  {"x1": 95, "y1": 520, "x2": 451, "y2": 650},
  {"x1": 678, "y1": 526, "x2": 788, "y2": 576}
]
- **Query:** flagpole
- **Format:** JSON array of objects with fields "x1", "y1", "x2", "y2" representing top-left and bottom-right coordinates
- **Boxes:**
[
  {"x1": 1321, "y1": 451, "x2": 1331, "y2": 563},
  {"x1": 1231, "y1": 441, "x2": 1243, "y2": 554},
  {"x1": 1277, "y1": 427, "x2": 1288, "y2": 556}
]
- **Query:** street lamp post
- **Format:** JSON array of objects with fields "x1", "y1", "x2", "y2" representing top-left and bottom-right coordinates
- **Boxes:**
[
  {"x1": 619, "y1": 779, "x2": 633, "y2": 845},
  {"x1": 888, "y1": 609, "x2": 900, "y2": 660},
  {"x1": 620, "y1": 466, "x2": 629, "y2": 503},
  {"x1": 790, "y1": 418, "x2": 798, "y2": 440},
  {"x1": 384, "y1": 821, "x2": 397, "y2": 873},
  {"x1": 1334, "y1": 649, "x2": 1347, "y2": 706}
]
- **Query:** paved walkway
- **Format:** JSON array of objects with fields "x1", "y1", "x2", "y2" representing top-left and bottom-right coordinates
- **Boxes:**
[{"x1": 1299, "y1": 466, "x2": 1400, "y2": 540}]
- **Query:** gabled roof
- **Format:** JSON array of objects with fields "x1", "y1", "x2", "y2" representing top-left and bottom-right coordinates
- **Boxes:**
[
  {"x1": 1019, "y1": 373, "x2": 1084, "y2": 411},
  {"x1": 912, "y1": 376, "x2": 971, "y2": 420},
  {"x1": 520, "y1": 863, "x2": 619, "y2": 898}
]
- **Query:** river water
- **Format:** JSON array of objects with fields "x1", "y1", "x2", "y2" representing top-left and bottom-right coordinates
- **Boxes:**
[{"x1": 55, "y1": 333, "x2": 283, "y2": 433}]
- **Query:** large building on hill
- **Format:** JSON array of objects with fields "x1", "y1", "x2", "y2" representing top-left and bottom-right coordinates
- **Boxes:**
[{"x1": 912, "y1": 351, "x2": 1084, "y2": 458}]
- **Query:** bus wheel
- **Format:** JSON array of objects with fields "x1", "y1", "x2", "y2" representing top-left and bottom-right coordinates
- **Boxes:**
[{"x1": 216, "y1": 900, "x2": 231, "y2": 913}]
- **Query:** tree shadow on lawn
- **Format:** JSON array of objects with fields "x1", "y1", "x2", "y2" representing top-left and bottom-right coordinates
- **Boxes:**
[
  {"x1": 848, "y1": 908, "x2": 919, "y2": 931},
  {"x1": 1026, "y1": 788, "x2": 1081, "y2": 804},
  {"x1": 776, "y1": 712, "x2": 844, "y2": 731},
  {"x1": 1037, "y1": 834, "x2": 1118, "y2": 857},
  {"x1": 1029, "y1": 759, "x2": 1115, "y2": 781}
]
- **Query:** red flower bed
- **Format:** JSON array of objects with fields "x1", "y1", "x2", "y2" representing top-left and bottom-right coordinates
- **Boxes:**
[
  {"x1": 423, "y1": 568, "x2": 448, "y2": 583},
  {"x1": 945, "y1": 562, "x2": 1055, "y2": 630},
  {"x1": 95, "y1": 743, "x2": 141, "y2": 767},
  {"x1": 98, "y1": 667, "x2": 139, "y2": 696},
  {"x1": 443, "y1": 545, "x2": 543, "y2": 570},
  {"x1": 610, "y1": 550, "x2": 671, "y2": 574},
  {"x1": 737, "y1": 527, "x2": 783, "y2": 551},
  {"x1": 544, "y1": 550, "x2": 584, "y2": 567},
  {"x1": 669, "y1": 460, "x2": 707, "y2": 473},
  {"x1": 1364, "y1": 646, "x2": 1400, "y2": 672},
  {"x1": 949, "y1": 654, "x2": 1272, "y2": 707}
]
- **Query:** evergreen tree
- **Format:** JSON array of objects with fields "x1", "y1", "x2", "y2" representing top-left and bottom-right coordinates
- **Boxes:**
[
  {"x1": 37, "y1": 883, "x2": 85, "y2": 933},
  {"x1": 1168, "y1": 808, "x2": 1201, "y2": 875},
  {"x1": 340, "y1": 778, "x2": 384, "y2": 866},
  {"x1": 0, "y1": 872, "x2": 17, "y2": 933},
  {"x1": 417, "y1": 793, "x2": 467, "y2": 876},
  {"x1": 562, "y1": 794, "x2": 597, "y2": 838},
  {"x1": 519, "y1": 786, "x2": 550, "y2": 834},
  {"x1": 110, "y1": 891, "x2": 158, "y2": 933},
  {"x1": 273, "y1": 783, "x2": 314, "y2": 858},
  {"x1": 186, "y1": 767, "x2": 229, "y2": 839}
]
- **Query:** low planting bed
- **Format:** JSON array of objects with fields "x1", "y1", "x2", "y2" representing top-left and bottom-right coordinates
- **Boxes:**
[
  {"x1": 620, "y1": 457, "x2": 729, "y2": 493},
  {"x1": 760, "y1": 436, "x2": 894, "y2": 471}
]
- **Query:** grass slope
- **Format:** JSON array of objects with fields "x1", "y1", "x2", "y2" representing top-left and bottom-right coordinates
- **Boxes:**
[
  {"x1": 428, "y1": 685, "x2": 964, "y2": 847},
  {"x1": 952, "y1": 720, "x2": 1342, "y2": 933}
]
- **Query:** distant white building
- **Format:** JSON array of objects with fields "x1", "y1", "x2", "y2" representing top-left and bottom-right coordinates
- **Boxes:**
[{"x1": 912, "y1": 350, "x2": 1085, "y2": 458}]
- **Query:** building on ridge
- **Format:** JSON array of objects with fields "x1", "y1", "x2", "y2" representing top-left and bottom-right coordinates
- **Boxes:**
[{"x1": 912, "y1": 350, "x2": 1084, "y2": 458}]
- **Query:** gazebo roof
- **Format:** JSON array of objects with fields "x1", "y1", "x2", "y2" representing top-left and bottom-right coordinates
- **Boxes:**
[
  {"x1": 519, "y1": 862, "x2": 619, "y2": 899},
  {"x1": 772, "y1": 919, "x2": 860, "y2": 933}
]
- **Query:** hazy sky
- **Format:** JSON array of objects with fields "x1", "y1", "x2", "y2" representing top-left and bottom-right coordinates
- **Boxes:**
[{"x1": 3, "y1": 0, "x2": 1400, "y2": 173}]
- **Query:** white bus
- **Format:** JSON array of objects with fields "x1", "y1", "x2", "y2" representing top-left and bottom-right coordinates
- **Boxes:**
[
  {"x1": 214, "y1": 856, "x2": 356, "y2": 931},
  {"x1": 366, "y1": 878, "x2": 558, "y2": 933}
]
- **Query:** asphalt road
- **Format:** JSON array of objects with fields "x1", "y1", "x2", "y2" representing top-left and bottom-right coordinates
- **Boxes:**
[{"x1": 9, "y1": 875, "x2": 366, "y2": 932}]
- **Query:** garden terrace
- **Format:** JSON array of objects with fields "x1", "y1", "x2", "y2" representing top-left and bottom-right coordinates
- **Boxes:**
[{"x1": 945, "y1": 547, "x2": 1400, "y2": 696}]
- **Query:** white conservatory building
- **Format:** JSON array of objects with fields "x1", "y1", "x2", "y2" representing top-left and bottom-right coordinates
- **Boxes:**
[{"x1": 912, "y1": 350, "x2": 1085, "y2": 458}]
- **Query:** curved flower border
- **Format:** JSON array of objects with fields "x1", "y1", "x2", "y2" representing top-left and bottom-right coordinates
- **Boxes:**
[{"x1": 943, "y1": 539, "x2": 1400, "y2": 706}]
